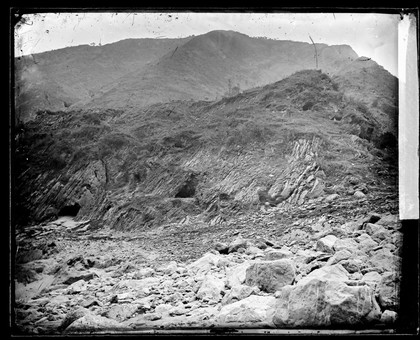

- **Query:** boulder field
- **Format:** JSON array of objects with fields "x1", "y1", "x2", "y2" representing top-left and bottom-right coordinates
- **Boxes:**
[{"x1": 13, "y1": 212, "x2": 401, "y2": 334}]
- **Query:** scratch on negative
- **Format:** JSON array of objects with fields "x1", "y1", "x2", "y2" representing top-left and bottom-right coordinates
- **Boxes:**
[{"x1": 170, "y1": 46, "x2": 178, "y2": 58}]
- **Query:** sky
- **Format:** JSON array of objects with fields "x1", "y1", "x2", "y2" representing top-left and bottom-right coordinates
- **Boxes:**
[{"x1": 14, "y1": 12, "x2": 399, "y2": 76}]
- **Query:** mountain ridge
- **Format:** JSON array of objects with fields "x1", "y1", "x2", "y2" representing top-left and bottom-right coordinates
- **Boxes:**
[
  {"x1": 75, "y1": 30, "x2": 361, "y2": 112},
  {"x1": 14, "y1": 36, "x2": 193, "y2": 122},
  {"x1": 15, "y1": 30, "x2": 365, "y2": 122}
]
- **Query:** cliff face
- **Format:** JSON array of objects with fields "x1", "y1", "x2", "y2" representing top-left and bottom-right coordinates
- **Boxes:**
[{"x1": 13, "y1": 70, "x2": 397, "y2": 231}]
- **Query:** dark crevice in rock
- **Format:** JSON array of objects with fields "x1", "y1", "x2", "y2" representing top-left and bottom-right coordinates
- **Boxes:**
[
  {"x1": 175, "y1": 174, "x2": 198, "y2": 198},
  {"x1": 58, "y1": 203, "x2": 81, "y2": 217}
]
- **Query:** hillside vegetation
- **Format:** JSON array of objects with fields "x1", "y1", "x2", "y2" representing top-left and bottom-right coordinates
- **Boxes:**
[
  {"x1": 14, "y1": 70, "x2": 397, "y2": 230},
  {"x1": 15, "y1": 31, "x2": 360, "y2": 122},
  {"x1": 15, "y1": 37, "x2": 192, "y2": 122}
]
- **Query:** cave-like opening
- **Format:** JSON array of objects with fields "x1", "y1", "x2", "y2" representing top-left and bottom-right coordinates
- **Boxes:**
[
  {"x1": 58, "y1": 203, "x2": 81, "y2": 217},
  {"x1": 175, "y1": 175, "x2": 198, "y2": 198}
]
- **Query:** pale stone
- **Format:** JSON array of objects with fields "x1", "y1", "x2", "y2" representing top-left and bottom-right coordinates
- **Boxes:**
[
  {"x1": 378, "y1": 271, "x2": 400, "y2": 310},
  {"x1": 196, "y1": 274, "x2": 225, "y2": 302},
  {"x1": 226, "y1": 261, "x2": 252, "y2": 288},
  {"x1": 381, "y1": 310, "x2": 398, "y2": 324},
  {"x1": 333, "y1": 238, "x2": 359, "y2": 253},
  {"x1": 221, "y1": 284, "x2": 255, "y2": 305},
  {"x1": 316, "y1": 235, "x2": 338, "y2": 253},
  {"x1": 64, "y1": 313, "x2": 124, "y2": 332},
  {"x1": 354, "y1": 191, "x2": 366, "y2": 198},
  {"x1": 273, "y1": 278, "x2": 375, "y2": 327},
  {"x1": 362, "y1": 271, "x2": 382, "y2": 283},
  {"x1": 244, "y1": 259, "x2": 295, "y2": 293},
  {"x1": 300, "y1": 264, "x2": 349, "y2": 285},
  {"x1": 188, "y1": 252, "x2": 222, "y2": 275},
  {"x1": 217, "y1": 295, "x2": 276, "y2": 327}
]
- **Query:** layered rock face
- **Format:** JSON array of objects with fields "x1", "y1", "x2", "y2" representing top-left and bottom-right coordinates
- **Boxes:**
[{"x1": 13, "y1": 70, "x2": 397, "y2": 231}]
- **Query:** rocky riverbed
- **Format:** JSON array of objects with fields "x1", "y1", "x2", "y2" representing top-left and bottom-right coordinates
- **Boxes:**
[{"x1": 13, "y1": 208, "x2": 402, "y2": 334}]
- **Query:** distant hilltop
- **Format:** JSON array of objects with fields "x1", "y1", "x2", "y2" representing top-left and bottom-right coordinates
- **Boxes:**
[{"x1": 15, "y1": 30, "x2": 366, "y2": 122}]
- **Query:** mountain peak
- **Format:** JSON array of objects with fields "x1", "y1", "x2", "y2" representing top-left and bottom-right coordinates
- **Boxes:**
[{"x1": 201, "y1": 29, "x2": 250, "y2": 37}]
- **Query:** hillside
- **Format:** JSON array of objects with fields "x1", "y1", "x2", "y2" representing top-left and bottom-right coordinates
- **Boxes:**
[
  {"x1": 15, "y1": 31, "x2": 360, "y2": 122},
  {"x1": 12, "y1": 69, "x2": 401, "y2": 333},
  {"x1": 14, "y1": 37, "x2": 192, "y2": 122},
  {"x1": 74, "y1": 30, "x2": 359, "y2": 111},
  {"x1": 14, "y1": 69, "x2": 397, "y2": 229},
  {"x1": 333, "y1": 57, "x2": 399, "y2": 135}
]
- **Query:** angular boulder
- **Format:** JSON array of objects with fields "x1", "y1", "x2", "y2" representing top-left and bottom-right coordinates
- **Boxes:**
[
  {"x1": 226, "y1": 261, "x2": 252, "y2": 288},
  {"x1": 15, "y1": 275, "x2": 55, "y2": 301},
  {"x1": 196, "y1": 274, "x2": 225, "y2": 302},
  {"x1": 154, "y1": 304, "x2": 173, "y2": 317},
  {"x1": 378, "y1": 271, "x2": 400, "y2": 311},
  {"x1": 368, "y1": 249, "x2": 402, "y2": 273},
  {"x1": 357, "y1": 234, "x2": 378, "y2": 253},
  {"x1": 362, "y1": 271, "x2": 382, "y2": 284},
  {"x1": 340, "y1": 259, "x2": 362, "y2": 274},
  {"x1": 365, "y1": 223, "x2": 385, "y2": 236},
  {"x1": 59, "y1": 307, "x2": 91, "y2": 332},
  {"x1": 107, "y1": 304, "x2": 140, "y2": 322},
  {"x1": 228, "y1": 236, "x2": 249, "y2": 254},
  {"x1": 221, "y1": 284, "x2": 256, "y2": 306},
  {"x1": 377, "y1": 214, "x2": 398, "y2": 228},
  {"x1": 188, "y1": 252, "x2": 222, "y2": 275},
  {"x1": 333, "y1": 238, "x2": 359, "y2": 253},
  {"x1": 300, "y1": 264, "x2": 349, "y2": 284},
  {"x1": 273, "y1": 278, "x2": 376, "y2": 327},
  {"x1": 354, "y1": 190, "x2": 366, "y2": 198},
  {"x1": 217, "y1": 295, "x2": 276, "y2": 327},
  {"x1": 326, "y1": 249, "x2": 352, "y2": 266},
  {"x1": 246, "y1": 246, "x2": 264, "y2": 257},
  {"x1": 68, "y1": 279, "x2": 87, "y2": 294},
  {"x1": 381, "y1": 310, "x2": 398, "y2": 324},
  {"x1": 244, "y1": 259, "x2": 295, "y2": 293},
  {"x1": 64, "y1": 313, "x2": 125, "y2": 333},
  {"x1": 263, "y1": 249, "x2": 293, "y2": 261},
  {"x1": 371, "y1": 229, "x2": 391, "y2": 243},
  {"x1": 60, "y1": 270, "x2": 98, "y2": 285},
  {"x1": 316, "y1": 235, "x2": 338, "y2": 253}
]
